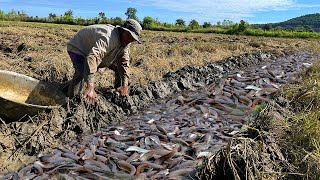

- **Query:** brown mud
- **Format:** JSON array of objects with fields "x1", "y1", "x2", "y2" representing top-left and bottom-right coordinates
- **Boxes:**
[{"x1": 0, "y1": 51, "x2": 317, "y2": 179}]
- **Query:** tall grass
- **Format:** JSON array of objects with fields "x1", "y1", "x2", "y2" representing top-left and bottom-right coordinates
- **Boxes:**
[
  {"x1": 245, "y1": 28, "x2": 320, "y2": 39},
  {"x1": 280, "y1": 56, "x2": 320, "y2": 179},
  {"x1": 190, "y1": 26, "x2": 320, "y2": 39}
]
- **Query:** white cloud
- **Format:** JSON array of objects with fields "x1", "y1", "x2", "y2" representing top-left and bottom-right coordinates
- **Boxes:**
[{"x1": 126, "y1": 0, "x2": 320, "y2": 23}]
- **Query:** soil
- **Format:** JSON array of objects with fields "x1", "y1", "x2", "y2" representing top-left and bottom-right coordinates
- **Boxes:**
[{"x1": 0, "y1": 50, "x2": 315, "y2": 175}]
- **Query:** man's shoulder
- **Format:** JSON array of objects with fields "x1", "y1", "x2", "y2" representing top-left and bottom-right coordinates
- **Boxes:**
[
  {"x1": 82, "y1": 24, "x2": 121, "y2": 46},
  {"x1": 90, "y1": 24, "x2": 120, "y2": 37},
  {"x1": 87, "y1": 24, "x2": 115, "y2": 30}
]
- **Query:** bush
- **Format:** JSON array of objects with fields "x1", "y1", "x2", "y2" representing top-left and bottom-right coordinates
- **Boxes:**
[{"x1": 142, "y1": 16, "x2": 155, "y2": 29}]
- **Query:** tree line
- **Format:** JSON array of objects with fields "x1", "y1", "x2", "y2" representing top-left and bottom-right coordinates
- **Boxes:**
[
  {"x1": 0, "y1": 8, "x2": 237, "y2": 29},
  {"x1": 253, "y1": 13, "x2": 320, "y2": 32},
  {"x1": 0, "y1": 7, "x2": 318, "y2": 37}
]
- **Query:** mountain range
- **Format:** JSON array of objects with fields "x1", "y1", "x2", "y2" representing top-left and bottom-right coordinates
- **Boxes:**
[{"x1": 253, "y1": 13, "x2": 320, "y2": 32}]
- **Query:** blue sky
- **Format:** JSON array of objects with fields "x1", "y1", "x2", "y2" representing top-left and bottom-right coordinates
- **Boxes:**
[{"x1": 0, "y1": 0, "x2": 319, "y2": 24}]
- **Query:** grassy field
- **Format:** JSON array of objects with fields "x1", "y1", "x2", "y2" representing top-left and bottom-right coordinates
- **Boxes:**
[
  {"x1": 277, "y1": 59, "x2": 320, "y2": 178},
  {"x1": 1, "y1": 21, "x2": 319, "y2": 90}
]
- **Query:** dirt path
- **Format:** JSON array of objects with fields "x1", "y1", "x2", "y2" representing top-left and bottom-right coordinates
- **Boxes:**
[{"x1": 0, "y1": 51, "x2": 316, "y2": 179}]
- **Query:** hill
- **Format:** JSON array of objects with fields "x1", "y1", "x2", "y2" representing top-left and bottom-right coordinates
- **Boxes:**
[{"x1": 253, "y1": 13, "x2": 320, "y2": 32}]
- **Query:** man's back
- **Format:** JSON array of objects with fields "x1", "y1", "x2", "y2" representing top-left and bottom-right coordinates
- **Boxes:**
[{"x1": 67, "y1": 24, "x2": 121, "y2": 58}]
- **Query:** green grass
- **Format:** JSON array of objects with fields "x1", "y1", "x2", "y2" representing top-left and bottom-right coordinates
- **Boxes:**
[
  {"x1": 190, "y1": 27, "x2": 320, "y2": 39},
  {"x1": 277, "y1": 57, "x2": 320, "y2": 179},
  {"x1": 244, "y1": 28, "x2": 320, "y2": 39},
  {"x1": 155, "y1": 26, "x2": 320, "y2": 39}
]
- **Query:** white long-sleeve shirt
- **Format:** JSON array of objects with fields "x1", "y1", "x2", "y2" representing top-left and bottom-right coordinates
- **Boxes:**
[{"x1": 67, "y1": 24, "x2": 130, "y2": 86}]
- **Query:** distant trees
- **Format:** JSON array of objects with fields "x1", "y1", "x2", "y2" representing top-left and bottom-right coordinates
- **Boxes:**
[
  {"x1": 217, "y1": 19, "x2": 234, "y2": 26},
  {"x1": 98, "y1": 12, "x2": 106, "y2": 20},
  {"x1": 225, "y1": 20, "x2": 250, "y2": 34},
  {"x1": 282, "y1": 13, "x2": 320, "y2": 25},
  {"x1": 17, "y1": 11, "x2": 28, "y2": 20},
  {"x1": 0, "y1": 8, "x2": 318, "y2": 34},
  {"x1": 110, "y1": 17, "x2": 124, "y2": 26},
  {"x1": 302, "y1": 25, "x2": 314, "y2": 32},
  {"x1": 7, "y1": 9, "x2": 17, "y2": 18},
  {"x1": 64, "y1": 9, "x2": 73, "y2": 18},
  {"x1": 175, "y1": 18, "x2": 185, "y2": 27},
  {"x1": 293, "y1": 25, "x2": 314, "y2": 32},
  {"x1": 0, "y1": 9, "x2": 28, "y2": 21},
  {"x1": 258, "y1": 23, "x2": 315, "y2": 32},
  {"x1": 262, "y1": 23, "x2": 272, "y2": 30},
  {"x1": 98, "y1": 12, "x2": 107, "y2": 23},
  {"x1": 125, "y1": 8, "x2": 138, "y2": 21},
  {"x1": 0, "y1": 10, "x2": 4, "y2": 19},
  {"x1": 202, "y1": 22, "x2": 212, "y2": 28},
  {"x1": 0, "y1": 8, "x2": 216, "y2": 31},
  {"x1": 143, "y1": 16, "x2": 155, "y2": 29},
  {"x1": 5, "y1": 9, "x2": 20, "y2": 20},
  {"x1": 74, "y1": 17, "x2": 85, "y2": 25},
  {"x1": 254, "y1": 13, "x2": 320, "y2": 32},
  {"x1": 238, "y1": 20, "x2": 249, "y2": 32},
  {"x1": 63, "y1": 9, "x2": 73, "y2": 23},
  {"x1": 48, "y1": 13, "x2": 57, "y2": 19},
  {"x1": 98, "y1": 12, "x2": 106, "y2": 19},
  {"x1": 189, "y1": 19, "x2": 199, "y2": 29}
]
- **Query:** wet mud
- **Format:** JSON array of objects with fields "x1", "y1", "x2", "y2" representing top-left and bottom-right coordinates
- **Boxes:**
[{"x1": 0, "y1": 51, "x2": 317, "y2": 179}]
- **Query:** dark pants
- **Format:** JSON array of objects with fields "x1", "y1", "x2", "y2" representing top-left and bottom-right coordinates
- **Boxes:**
[
  {"x1": 67, "y1": 51, "x2": 121, "y2": 97},
  {"x1": 108, "y1": 64, "x2": 121, "y2": 89},
  {"x1": 67, "y1": 51, "x2": 89, "y2": 98}
]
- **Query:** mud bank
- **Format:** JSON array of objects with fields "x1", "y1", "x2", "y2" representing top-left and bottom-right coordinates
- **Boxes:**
[
  {"x1": 40, "y1": 51, "x2": 280, "y2": 137},
  {"x1": 106, "y1": 51, "x2": 277, "y2": 114}
]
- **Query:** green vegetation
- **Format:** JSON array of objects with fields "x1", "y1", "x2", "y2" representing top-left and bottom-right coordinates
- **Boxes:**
[
  {"x1": 0, "y1": 9, "x2": 125, "y2": 26},
  {"x1": 1, "y1": 8, "x2": 320, "y2": 39},
  {"x1": 254, "y1": 13, "x2": 320, "y2": 32},
  {"x1": 272, "y1": 54, "x2": 320, "y2": 179},
  {"x1": 125, "y1": 8, "x2": 139, "y2": 21}
]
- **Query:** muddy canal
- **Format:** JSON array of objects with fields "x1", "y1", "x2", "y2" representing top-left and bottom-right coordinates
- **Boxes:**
[{"x1": 1, "y1": 52, "x2": 316, "y2": 180}]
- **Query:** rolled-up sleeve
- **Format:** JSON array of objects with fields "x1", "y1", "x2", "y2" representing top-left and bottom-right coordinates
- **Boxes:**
[{"x1": 117, "y1": 46, "x2": 130, "y2": 86}]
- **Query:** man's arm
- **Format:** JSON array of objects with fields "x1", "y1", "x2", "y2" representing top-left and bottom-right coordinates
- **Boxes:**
[
  {"x1": 86, "y1": 37, "x2": 110, "y2": 82},
  {"x1": 84, "y1": 37, "x2": 111, "y2": 103}
]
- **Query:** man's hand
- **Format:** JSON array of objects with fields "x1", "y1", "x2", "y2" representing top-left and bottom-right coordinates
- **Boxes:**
[
  {"x1": 117, "y1": 85, "x2": 129, "y2": 96},
  {"x1": 83, "y1": 83, "x2": 97, "y2": 104}
]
